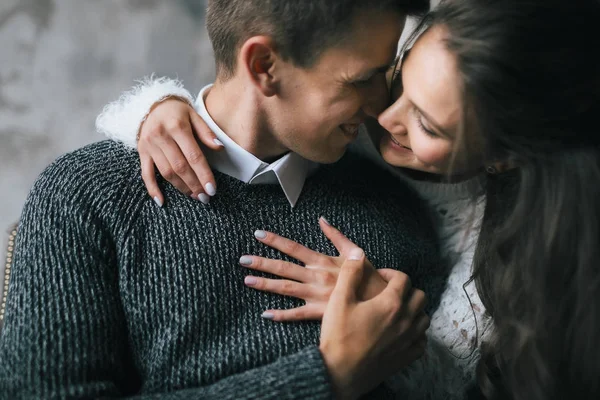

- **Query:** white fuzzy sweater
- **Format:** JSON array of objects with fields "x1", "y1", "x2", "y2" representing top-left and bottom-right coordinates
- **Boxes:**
[{"x1": 96, "y1": 78, "x2": 493, "y2": 400}]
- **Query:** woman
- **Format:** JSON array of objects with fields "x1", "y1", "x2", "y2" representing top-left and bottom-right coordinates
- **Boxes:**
[{"x1": 97, "y1": 0, "x2": 600, "y2": 398}]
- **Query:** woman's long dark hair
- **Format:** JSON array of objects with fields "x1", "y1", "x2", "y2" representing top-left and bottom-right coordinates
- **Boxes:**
[{"x1": 415, "y1": 0, "x2": 600, "y2": 398}]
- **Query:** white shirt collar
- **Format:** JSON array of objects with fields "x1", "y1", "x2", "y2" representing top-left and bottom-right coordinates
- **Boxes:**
[{"x1": 194, "y1": 84, "x2": 318, "y2": 207}]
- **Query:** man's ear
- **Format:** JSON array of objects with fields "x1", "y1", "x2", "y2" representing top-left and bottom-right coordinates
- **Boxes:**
[{"x1": 239, "y1": 36, "x2": 280, "y2": 97}]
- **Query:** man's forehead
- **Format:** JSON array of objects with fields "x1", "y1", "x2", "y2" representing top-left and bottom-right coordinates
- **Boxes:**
[{"x1": 324, "y1": 12, "x2": 405, "y2": 69}]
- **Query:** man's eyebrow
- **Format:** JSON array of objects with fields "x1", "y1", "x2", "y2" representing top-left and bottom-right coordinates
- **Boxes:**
[
  {"x1": 353, "y1": 54, "x2": 397, "y2": 80},
  {"x1": 352, "y1": 64, "x2": 390, "y2": 81}
]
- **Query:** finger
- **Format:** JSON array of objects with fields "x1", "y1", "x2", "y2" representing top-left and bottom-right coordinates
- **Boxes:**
[
  {"x1": 174, "y1": 111, "x2": 219, "y2": 197},
  {"x1": 190, "y1": 110, "x2": 224, "y2": 150},
  {"x1": 376, "y1": 268, "x2": 400, "y2": 282},
  {"x1": 261, "y1": 305, "x2": 324, "y2": 322},
  {"x1": 253, "y1": 230, "x2": 326, "y2": 265},
  {"x1": 331, "y1": 247, "x2": 366, "y2": 302},
  {"x1": 140, "y1": 153, "x2": 164, "y2": 207},
  {"x1": 401, "y1": 314, "x2": 431, "y2": 347},
  {"x1": 151, "y1": 147, "x2": 194, "y2": 196},
  {"x1": 319, "y1": 217, "x2": 358, "y2": 256},
  {"x1": 243, "y1": 276, "x2": 315, "y2": 300},
  {"x1": 239, "y1": 255, "x2": 311, "y2": 283},
  {"x1": 158, "y1": 135, "x2": 205, "y2": 196},
  {"x1": 379, "y1": 269, "x2": 413, "y2": 299},
  {"x1": 406, "y1": 289, "x2": 428, "y2": 320},
  {"x1": 406, "y1": 313, "x2": 431, "y2": 342}
]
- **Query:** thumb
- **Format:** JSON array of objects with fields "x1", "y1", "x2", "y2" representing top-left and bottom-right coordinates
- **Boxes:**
[
  {"x1": 319, "y1": 217, "x2": 357, "y2": 257},
  {"x1": 190, "y1": 110, "x2": 224, "y2": 151},
  {"x1": 377, "y1": 268, "x2": 399, "y2": 282},
  {"x1": 332, "y1": 247, "x2": 366, "y2": 302}
]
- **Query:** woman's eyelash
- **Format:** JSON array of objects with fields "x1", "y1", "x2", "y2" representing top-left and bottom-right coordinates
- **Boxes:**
[{"x1": 415, "y1": 109, "x2": 438, "y2": 138}]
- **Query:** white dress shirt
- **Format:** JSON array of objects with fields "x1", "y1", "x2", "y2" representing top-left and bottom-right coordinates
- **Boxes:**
[{"x1": 195, "y1": 85, "x2": 318, "y2": 207}]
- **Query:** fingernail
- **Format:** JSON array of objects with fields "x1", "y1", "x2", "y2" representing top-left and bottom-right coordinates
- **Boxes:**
[
  {"x1": 153, "y1": 196, "x2": 163, "y2": 208},
  {"x1": 261, "y1": 312, "x2": 275, "y2": 320},
  {"x1": 198, "y1": 193, "x2": 210, "y2": 204},
  {"x1": 321, "y1": 216, "x2": 331, "y2": 226},
  {"x1": 205, "y1": 183, "x2": 216, "y2": 196},
  {"x1": 244, "y1": 276, "x2": 258, "y2": 286},
  {"x1": 348, "y1": 248, "x2": 364, "y2": 261},
  {"x1": 214, "y1": 138, "x2": 224, "y2": 147},
  {"x1": 239, "y1": 256, "x2": 253, "y2": 266},
  {"x1": 254, "y1": 230, "x2": 267, "y2": 239}
]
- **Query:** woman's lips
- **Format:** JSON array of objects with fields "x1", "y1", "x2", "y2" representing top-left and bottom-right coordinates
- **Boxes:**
[{"x1": 388, "y1": 134, "x2": 412, "y2": 151}]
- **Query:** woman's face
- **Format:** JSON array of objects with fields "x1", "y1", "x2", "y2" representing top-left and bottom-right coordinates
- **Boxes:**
[{"x1": 377, "y1": 25, "x2": 479, "y2": 176}]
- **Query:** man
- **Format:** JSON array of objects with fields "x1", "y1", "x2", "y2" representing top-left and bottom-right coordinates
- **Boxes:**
[{"x1": 0, "y1": 1, "x2": 438, "y2": 398}]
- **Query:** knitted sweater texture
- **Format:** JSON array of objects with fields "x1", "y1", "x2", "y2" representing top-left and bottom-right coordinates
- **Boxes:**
[{"x1": 0, "y1": 141, "x2": 442, "y2": 399}]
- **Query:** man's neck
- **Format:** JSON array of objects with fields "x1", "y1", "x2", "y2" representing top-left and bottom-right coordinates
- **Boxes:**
[{"x1": 205, "y1": 80, "x2": 289, "y2": 161}]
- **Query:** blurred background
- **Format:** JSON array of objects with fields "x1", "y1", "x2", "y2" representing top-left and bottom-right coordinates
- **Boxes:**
[
  {"x1": 0, "y1": 0, "x2": 216, "y2": 278},
  {"x1": 0, "y1": 0, "x2": 421, "y2": 283}
]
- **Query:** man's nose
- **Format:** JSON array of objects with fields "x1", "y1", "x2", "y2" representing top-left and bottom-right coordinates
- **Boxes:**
[{"x1": 360, "y1": 76, "x2": 389, "y2": 118}]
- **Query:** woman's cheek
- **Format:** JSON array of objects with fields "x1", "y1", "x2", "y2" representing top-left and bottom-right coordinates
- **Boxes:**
[{"x1": 412, "y1": 137, "x2": 452, "y2": 167}]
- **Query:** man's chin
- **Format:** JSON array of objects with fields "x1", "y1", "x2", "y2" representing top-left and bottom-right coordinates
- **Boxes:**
[{"x1": 301, "y1": 148, "x2": 347, "y2": 164}]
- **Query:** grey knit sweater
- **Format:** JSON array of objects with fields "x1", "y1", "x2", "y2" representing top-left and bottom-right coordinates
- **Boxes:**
[{"x1": 0, "y1": 141, "x2": 442, "y2": 399}]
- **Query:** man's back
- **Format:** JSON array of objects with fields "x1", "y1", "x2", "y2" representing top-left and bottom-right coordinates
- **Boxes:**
[{"x1": 0, "y1": 141, "x2": 441, "y2": 399}]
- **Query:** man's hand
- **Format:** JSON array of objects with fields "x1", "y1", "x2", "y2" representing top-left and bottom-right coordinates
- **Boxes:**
[{"x1": 319, "y1": 248, "x2": 429, "y2": 400}]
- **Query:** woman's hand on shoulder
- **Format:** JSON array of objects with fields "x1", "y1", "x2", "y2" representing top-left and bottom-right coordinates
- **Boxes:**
[{"x1": 138, "y1": 98, "x2": 224, "y2": 206}]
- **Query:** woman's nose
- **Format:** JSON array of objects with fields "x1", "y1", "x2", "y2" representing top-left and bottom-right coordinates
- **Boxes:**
[{"x1": 378, "y1": 102, "x2": 408, "y2": 136}]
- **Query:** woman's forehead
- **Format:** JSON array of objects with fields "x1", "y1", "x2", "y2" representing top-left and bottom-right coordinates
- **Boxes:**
[{"x1": 403, "y1": 26, "x2": 462, "y2": 134}]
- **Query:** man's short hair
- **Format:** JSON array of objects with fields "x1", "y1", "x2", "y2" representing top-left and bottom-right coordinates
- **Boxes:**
[{"x1": 206, "y1": 0, "x2": 430, "y2": 79}]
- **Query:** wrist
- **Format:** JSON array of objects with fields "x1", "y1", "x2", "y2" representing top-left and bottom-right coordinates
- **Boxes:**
[
  {"x1": 137, "y1": 95, "x2": 194, "y2": 142},
  {"x1": 320, "y1": 343, "x2": 359, "y2": 400}
]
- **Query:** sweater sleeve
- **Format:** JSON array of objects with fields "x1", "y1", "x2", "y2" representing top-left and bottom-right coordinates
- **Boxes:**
[
  {"x1": 0, "y1": 162, "x2": 333, "y2": 400},
  {"x1": 95, "y1": 76, "x2": 195, "y2": 149}
]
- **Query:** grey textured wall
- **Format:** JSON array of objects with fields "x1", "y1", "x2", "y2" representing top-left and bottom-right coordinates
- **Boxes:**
[{"x1": 0, "y1": 0, "x2": 215, "y2": 274}]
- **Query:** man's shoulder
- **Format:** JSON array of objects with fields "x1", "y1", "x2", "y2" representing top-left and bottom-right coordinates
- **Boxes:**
[
  {"x1": 50, "y1": 139, "x2": 137, "y2": 172},
  {"x1": 322, "y1": 151, "x2": 415, "y2": 195},
  {"x1": 30, "y1": 140, "x2": 146, "y2": 212},
  {"x1": 41, "y1": 140, "x2": 139, "y2": 183}
]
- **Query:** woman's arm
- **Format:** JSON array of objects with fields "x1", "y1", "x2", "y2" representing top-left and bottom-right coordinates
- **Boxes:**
[
  {"x1": 96, "y1": 76, "x2": 195, "y2": 149},
  {"x1": 96, "y1": 77, "x2": 222, "y2": 206}
]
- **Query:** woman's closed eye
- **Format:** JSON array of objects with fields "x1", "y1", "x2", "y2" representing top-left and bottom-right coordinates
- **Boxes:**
[{"x1": 414, "y1": 108, "x2": 440, "y2": 138}]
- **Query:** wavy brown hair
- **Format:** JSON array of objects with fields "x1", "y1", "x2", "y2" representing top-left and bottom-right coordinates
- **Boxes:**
[{"x1": 408, "y1": 0, "x2": 600, "y2": 398}]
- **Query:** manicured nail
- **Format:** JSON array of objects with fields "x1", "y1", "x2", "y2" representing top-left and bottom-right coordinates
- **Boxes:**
[
  {"x1": 198, "y1": 193, "x2": 210, "y2": 204},
  {"x1": 321, "y1": 216, "x2": 331, "y2": 226},
  {"x1": 205, "y1": 183, "x2": 216, "y2": 196},
  {"x1": 244, "y1": 276, "x2": 258, "y2": 286},
  {"x1": 254, "y1": 230, "x2": 267, "y2": 239},
  {"x1": 214, "y1": 138, "x2": 224, "y2": 147},
  {"x1": 153, "y1": 196, "x2": 163, "y2": 208},
  {"x1": 348, "y1": 248, "x2": 364, "y2": 261},
  {"x1": 239, "y1": 256, "x2": 253, "y2": 266},
  {"x1": 261, "y1": 312, "x2": 275, "y2": 320}
]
